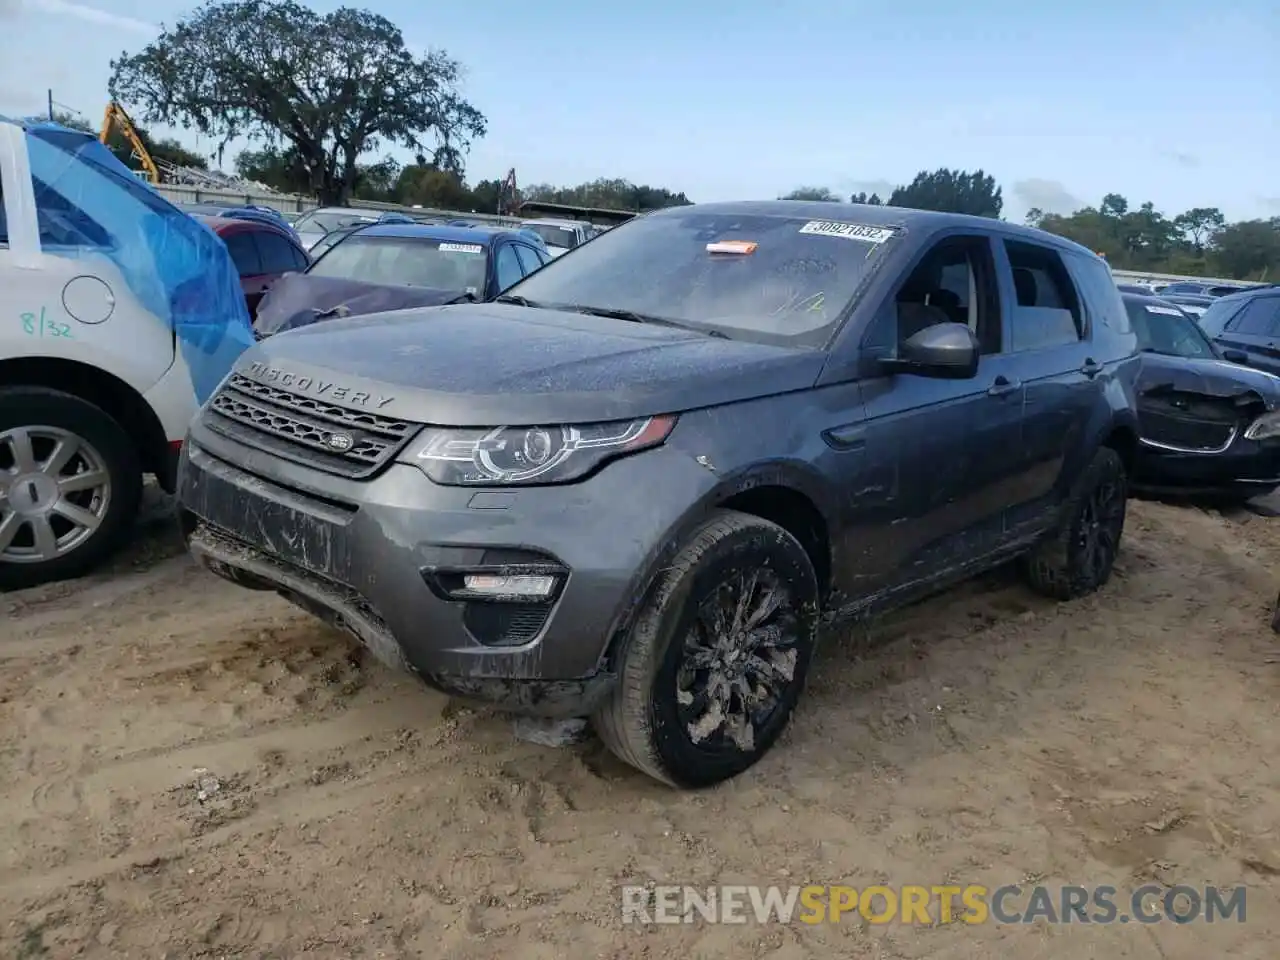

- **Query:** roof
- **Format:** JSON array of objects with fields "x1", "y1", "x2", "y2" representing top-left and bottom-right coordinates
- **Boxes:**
[
  {"x1": 198, "y1": 215, "x2": 296, "y2": 240},
  {"x1": 648, "y1": 200, "x2": 1105, "y2": 260},
  {"x1": 352, "y1": 222, "x2": 520, "y2": 244}
]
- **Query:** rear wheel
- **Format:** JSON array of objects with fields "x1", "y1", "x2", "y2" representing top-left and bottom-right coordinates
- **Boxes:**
[
  {"x1": 1023, "y1": 446, "x2": 1128, "y2": 601},
  {"x1": 594, "y1": 510, "x2": 820, "y2": 788},
  {"x1": 0, "y1": 387, "x2": 142, "y2": 591}
]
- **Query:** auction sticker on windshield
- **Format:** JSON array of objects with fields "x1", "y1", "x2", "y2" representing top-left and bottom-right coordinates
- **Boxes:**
[
  {"x1": 439, "y1": 243, "x2": 484, "y2": 253},
  {"x1": 1145, "y1": 305, "x2": 1185, "y2": 317},
  {"x1": 798, "y1": 221, "x2": 895, "y2": 244}
]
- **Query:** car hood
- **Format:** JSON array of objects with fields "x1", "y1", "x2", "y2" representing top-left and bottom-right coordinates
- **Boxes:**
[
  {"x1": 253, "y1": 273, "x2": 465, "y2": 338},
  {"x1": 1136, "y1": 352, "x2": 1280, "y2": 409},
  {"x1": 232, "y1": 303, "x2": 825, "y2": 426}
]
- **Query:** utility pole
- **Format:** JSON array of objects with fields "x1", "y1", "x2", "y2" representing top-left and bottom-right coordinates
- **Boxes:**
[{"x1": 47, "y1": 89, "x2": 54, "y2": 121}]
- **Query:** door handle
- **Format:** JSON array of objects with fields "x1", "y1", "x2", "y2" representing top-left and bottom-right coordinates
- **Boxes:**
[
  {"x1": 987, "y1": 375, "x2": 1021, "y2": 397},
  {"x1": 1081, "y1": 358, "x2": 1102, "y2": 378}
]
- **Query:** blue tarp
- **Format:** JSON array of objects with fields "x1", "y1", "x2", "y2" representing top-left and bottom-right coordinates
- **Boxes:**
[{"x1": 18, "y1": 121, "x2": 254, "y2": 404}]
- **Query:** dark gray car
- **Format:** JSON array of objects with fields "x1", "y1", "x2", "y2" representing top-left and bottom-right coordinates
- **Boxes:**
[{"x1": 176, "y1": 200, "x2": 1141, "y2": 788}]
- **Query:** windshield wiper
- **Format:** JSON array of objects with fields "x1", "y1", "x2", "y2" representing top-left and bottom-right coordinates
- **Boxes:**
[
  {"x1": 447, "y1": 291, "x2": 479, "y2": 304},
  {"x1": 494, "y1": 294, "x2": 544, "y2": 308},
  {"x1": 561, "y1": 305, "x2": 728, "y2": 338}
]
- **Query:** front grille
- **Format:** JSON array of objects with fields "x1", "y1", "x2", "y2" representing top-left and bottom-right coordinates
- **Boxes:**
[
  {"x1": 206, "y1": 374, "x2": 419, "y2": 478},
  {"x1": 1141, "y1": 410, "x2": 1237, "y2": 452}
]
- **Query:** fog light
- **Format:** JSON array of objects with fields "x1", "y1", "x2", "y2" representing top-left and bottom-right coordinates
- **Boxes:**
[{"x1": 463, "y1": 574, "x2": 558, "y2": 599}]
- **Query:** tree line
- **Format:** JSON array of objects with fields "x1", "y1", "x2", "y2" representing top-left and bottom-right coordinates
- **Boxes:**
[{"x1": 88, "y1": 0, "x2": 1271, "y2": 281}]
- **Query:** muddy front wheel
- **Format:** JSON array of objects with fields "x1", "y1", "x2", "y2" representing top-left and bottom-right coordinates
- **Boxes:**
[{"x1": 594, "y1": 509, "x2": 820, "y2": 788}]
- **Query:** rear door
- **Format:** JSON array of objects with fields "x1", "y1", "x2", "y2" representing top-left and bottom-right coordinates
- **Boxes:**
[
  {"x1": 1208, "y1": 294, "x2": 1280, "y2": 375},
  {"x1": 996, "y1": 239, "x2": 1100, "y2": 537}
]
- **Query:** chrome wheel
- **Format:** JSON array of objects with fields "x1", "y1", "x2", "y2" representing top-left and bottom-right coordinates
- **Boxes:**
[
  {"x1": 0, "y1": 426, "x2": 113, "y2": 564},
  {"x1": 675, "y1": 567, "x2": 801, "y2": 753}
]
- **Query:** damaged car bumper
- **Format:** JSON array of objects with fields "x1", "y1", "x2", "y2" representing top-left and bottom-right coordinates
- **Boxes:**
[{"x1": 175, "y1": 417, "x2": 713, "y2": 718}]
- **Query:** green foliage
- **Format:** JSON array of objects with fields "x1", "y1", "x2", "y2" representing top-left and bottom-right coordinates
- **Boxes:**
[
  {"x1": 49, "y1": 111, "x2": 208, "y2": 172},
  {"x1": 109, "y1": 0, "x2": 485, "y2": 204},
  {"x1": 888, "y1": 168, "x2": 1003, "y2": 219},
  {"x1": 780, "y1": 186, "x2": 841, "y2": 201},
  {"x1": 522, "y1": 178, "x2": 691, "y2": 211},
  {"x1": 1030, "y1": 197, "x2": 1280, "y2": 280}
]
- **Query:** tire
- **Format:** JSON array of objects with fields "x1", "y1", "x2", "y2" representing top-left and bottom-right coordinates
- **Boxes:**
[
  {"x1": 594, "y1": 509, "x2": 821, "y2": 788},
  {"x1": 0, "y1": 387, "x2": 142, "y2": 591},
  {"x1": 1023, "y1": 446, "x2": 1128, "y2": 601}
]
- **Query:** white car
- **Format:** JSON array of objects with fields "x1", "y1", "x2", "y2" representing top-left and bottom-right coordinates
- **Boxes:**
[
  {"x1": 520, "y1": 218, "x2": 595, "y2": 258},
  {"x1": 0, "y1": 116, "x2": 254, "y2": 588}
]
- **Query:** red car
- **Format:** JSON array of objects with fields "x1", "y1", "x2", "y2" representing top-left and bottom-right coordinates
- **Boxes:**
[{"x1": 200, "y1": 216, "x2": 311, "y2": 317}]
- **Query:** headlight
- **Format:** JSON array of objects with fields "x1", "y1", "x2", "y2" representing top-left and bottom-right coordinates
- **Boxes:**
[
  {"x1": 1245, "y1": 410, "x2": 1280, "y2": 441},
  {"x1": 408, "y1": 415, "x2": 677, "y2": 485}
]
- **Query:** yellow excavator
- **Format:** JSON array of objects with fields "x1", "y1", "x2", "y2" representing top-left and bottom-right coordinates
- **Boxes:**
[{"x1": 99, "y1": 100, "x2": 160, "y2": 185}]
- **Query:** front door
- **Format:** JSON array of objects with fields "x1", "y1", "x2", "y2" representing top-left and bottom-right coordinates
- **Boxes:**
[
  {"x1": 1211, "y1": 294, "x2": 1280, "y2": 376},
  {"x1": 826, "y1": 233, "x2": 1026, "y2": 603}
]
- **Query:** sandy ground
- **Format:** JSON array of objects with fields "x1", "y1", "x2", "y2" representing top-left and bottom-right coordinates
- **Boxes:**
[{"x1": 2, "y1": 491, "x2": 1279, "y2": 959}]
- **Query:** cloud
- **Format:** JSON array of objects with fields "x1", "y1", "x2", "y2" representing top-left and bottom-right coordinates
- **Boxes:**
[
  {"x1": 1259, "y1": 197, "x2": 1280, "y2": 215},
  {"x1": 3, "y1": 0, "x2": 157, "y2": 34},
  {"x1": 1160, "y1": 150, "x2": 1199, "y2": 168},
  {"x1": 1012, "y1": 178, "x2": 1083, "y2": 216}
]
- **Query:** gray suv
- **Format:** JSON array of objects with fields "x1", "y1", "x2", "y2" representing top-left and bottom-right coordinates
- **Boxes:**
[{"x1": 177, "y1": 201, "x2": 1141, "y2": 788}]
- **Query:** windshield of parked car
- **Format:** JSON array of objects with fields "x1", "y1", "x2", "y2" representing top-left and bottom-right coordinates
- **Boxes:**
[
  {"x1": 526, "y1": 223, "x2": 577, "y2": 249},
  {"x1": 503, "y1": 210, "x2": 898, "y2": 346},
  {"x1": 307, "y1": 235, "x2": 489, "y2": 291},
  {"x1": 295, "y1": 210, "x2": 377, "y2": 234},
  {"x1": 1126, "y1": 299, "x2": 1218, "y2": 359}
]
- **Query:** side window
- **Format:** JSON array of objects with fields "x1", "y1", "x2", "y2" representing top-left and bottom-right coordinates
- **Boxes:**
[
  {"x1": 291, "y1": 242, "x2": 310, "y2": 270},
  {"x1": 1066, "y1": 252, "x2": 1131, "y2": 334},
  {"x1": 1003, "y1": 240, "x2": 1083, "y2": 352},
  {"x1": 256, "y1": 230, "x2": 302, "y2": 274},
  {"x1": 494, "y1": 243, "x2": 523, "y2": 291},
  {"x1": 512, "y1": 244, "x2": 542, "y2": 275},
  {"x1": 893, "y1": 235, "x2": 1001, "y2": 355},
  {"x1": 223, "y1": 231, "x2": 262, "y2": 277},
  {"x1": 32, "y1": 175, "x2": 111, "y2": 247},
  {"x1": 1229, "y1": 297, "x2": 1280, "y2": 337}
]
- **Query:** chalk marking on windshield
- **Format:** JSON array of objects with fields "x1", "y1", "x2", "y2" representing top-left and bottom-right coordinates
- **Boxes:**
[
  {"x1": 798, "y1": 221, "x2": 895, "y2": 244},
  {"x1": 1145, "y1": 306, "x2": 1186, "y2": 317},
  {"x1": 705, "y1": 240, "x2": 758, "y2": 255},
  {"x1": 438, "y1": 243, "x2": 484, "y2": 253}
]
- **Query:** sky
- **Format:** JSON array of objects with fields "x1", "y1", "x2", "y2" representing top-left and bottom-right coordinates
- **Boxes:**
[{"x1": 0, "y1": 0, "x2": 1276, "y2": 223}]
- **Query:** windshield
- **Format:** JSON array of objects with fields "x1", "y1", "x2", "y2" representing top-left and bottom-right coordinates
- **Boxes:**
[
  {"x1": 526, "y1": 223, "x2": 577, "y2": 249},
  {"x1": 307, "y1": 235, "x2": 489, "y2": 290},
  {"x1": 1126, "y1": 300, "x2": 1218, "y2": 359},
  {"x1": 504, "y1": 210, "x2": 897, "y2": 346},
  {"x1": 295, "y1": 210, "x2": 377, "y2": 234}
]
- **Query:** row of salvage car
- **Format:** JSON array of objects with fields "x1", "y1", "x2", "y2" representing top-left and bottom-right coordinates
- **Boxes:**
[{"x1": 4, "y1": 114, "x2": 1280, "y2": 790}]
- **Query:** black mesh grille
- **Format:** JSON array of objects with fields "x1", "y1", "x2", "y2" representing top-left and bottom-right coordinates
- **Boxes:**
[
  {"x1": 206, "y1": 374, "x2": 419, "y2": 478},
  {"x1": 1141, "y1": 411, "x2": 1237, "y2": 452}
]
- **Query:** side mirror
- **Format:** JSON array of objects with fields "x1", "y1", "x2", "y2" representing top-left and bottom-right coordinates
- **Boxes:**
[
  {"x1": 882, "y1": 322, "x2": 980, "y2": 380},
  {"x1": 1222, "y1": 348, "x2": 1249, "y2": 365}
]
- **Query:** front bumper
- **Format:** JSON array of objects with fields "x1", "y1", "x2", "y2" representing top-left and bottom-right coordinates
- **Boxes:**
[
  {"x1": 1133, "y1": 435, "x2": 1280, "y2": 496},
  {"x1": 176, "y1": 418, "x2": 714, "y2": 717}
]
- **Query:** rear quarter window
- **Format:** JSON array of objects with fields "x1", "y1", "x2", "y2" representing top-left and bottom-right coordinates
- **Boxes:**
[{"x1": 1065, "y1": 251, "x2": 1131, "y2": 335}]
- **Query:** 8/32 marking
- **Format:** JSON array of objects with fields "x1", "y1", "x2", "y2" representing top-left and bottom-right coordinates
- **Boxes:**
[{"x1": 20, "y1": 307, "x2": 74, "y2": 339}]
